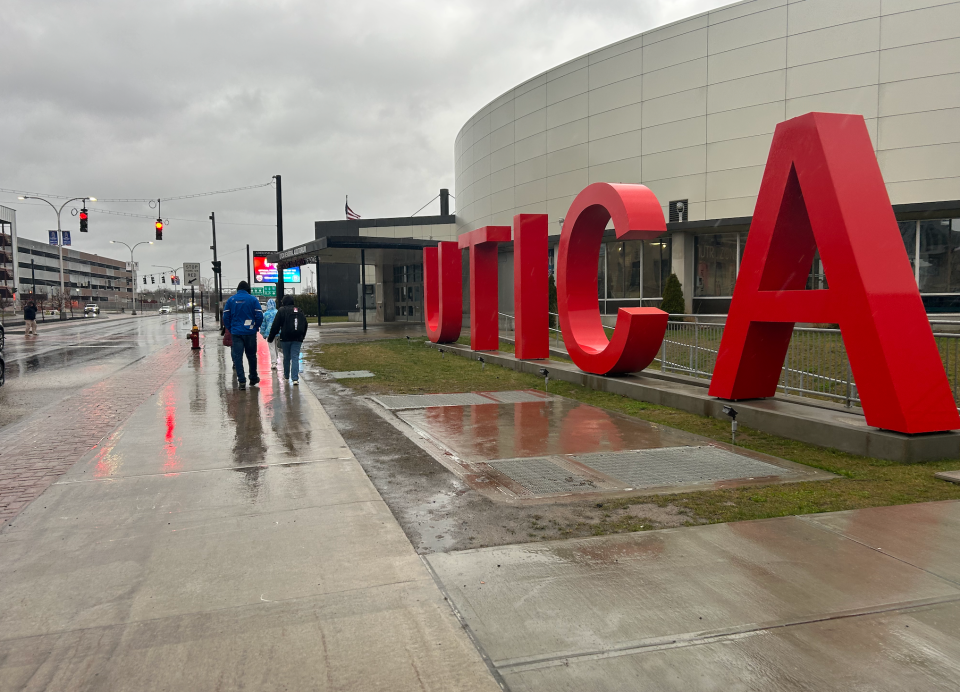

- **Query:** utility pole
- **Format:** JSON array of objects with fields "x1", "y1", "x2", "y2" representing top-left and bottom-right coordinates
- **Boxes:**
[
  {"x1": 31, "y1": 259, "x2": 42, "y2": 322},
  {"x1": 274, "y1": 174, "x2": 284, "y2": 300},
  {"x1": 210, "y1": 212, "x2": 221, "y2": 322},
  {"x1": 315, "y1": 256, "x2": 322, "y2": 326}
]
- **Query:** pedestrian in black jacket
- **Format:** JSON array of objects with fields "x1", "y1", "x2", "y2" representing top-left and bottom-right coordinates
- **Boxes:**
[
  {"x1": 267, "y1": 296, "x2": 308, "y2": 385},
  {"x1": 24, "y1": 302, "x2": 38, "y2": 337}
]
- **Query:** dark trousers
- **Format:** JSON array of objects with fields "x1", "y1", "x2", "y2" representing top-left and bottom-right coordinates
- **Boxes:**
[{"x1": 231, "y1": 333, "x2": 258, "y2": 384}]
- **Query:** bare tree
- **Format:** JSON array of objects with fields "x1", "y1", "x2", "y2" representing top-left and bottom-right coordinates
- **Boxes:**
[{"x1": 49, "y1": 288, "x2": 67, "y2": 315}]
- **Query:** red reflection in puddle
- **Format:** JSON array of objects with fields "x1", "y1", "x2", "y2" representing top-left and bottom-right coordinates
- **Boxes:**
[
  {"x1": 402, "y1": 394, "x2": 679, "y2": 463},
  {"x1": 161, "y1": 382, "x2": 182, "y2": 473},
  {"x1": 559, "y1": 403, "x2": 624, "y2": 454}
]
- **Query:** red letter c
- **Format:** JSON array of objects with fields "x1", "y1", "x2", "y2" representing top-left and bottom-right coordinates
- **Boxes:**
[{"x1": 557, "y1": 183, "x2": 668, "y2": 375}]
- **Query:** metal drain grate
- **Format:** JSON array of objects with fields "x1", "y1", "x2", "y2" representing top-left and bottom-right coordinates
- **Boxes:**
[
  {"x1": 374, "y1": 393, "x2": 496, "y2": 409},
  {"x1": 575, "y1": 446, "x2": 794, "y2": 489},
  {"x1": 480, "y1": 391, "x2": 550, "y2": 404},
  {"x1": 487, "y1": 458, "x2": 608, "y2": 496}
]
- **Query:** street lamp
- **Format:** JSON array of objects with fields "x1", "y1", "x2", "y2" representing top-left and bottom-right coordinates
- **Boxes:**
[
  {"x1": 18, "y1": 195, "x2": 96, "y2": 319},
  {"x1": 110, "y1": 240, "x2": 153, "y2": 315}
]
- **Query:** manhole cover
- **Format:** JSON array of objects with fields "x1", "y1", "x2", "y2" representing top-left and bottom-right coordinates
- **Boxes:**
[
  {"x1": 486, "y1": 457, "x2": 614, "y2": 496},
  {"x1": 575, "y1": 446, "x2": 794, "y2": 489}
]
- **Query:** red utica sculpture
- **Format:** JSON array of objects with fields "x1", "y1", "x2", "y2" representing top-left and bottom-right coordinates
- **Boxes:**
[
  {"x1": 459, "y1": 226, "x2": 511, "y2": 351},
  {"x1": 709, "y1": 112, "x2": 960, "y2": 434},
  {"x1": 424, "y1": 241, "x2": 462, "y2": 343},
  {"x1": 514, "y1": 214, "x2": 549, "y2": 360},
  {"x1": 557, "y1": 183, "x2": 669, "y2": 375}
]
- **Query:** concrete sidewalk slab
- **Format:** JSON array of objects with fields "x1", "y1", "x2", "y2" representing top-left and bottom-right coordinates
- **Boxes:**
[
  {"x1": 501, "y1": 600, "x2": 960, "y2": 691},
  {"x1": 0, "y1": 335, "x2": 502, "y2": 691},
  {"x1": 803, "y1": 501, "x2": 960, "y2": 585},
  {"x1": 425, "y1": 504, "x2": 960, "y2": 690}
]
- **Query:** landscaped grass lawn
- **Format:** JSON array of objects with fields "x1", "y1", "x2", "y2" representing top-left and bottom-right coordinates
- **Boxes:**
[{"x1": 306, "y1": 337, "x2": 960, "y2": 533}]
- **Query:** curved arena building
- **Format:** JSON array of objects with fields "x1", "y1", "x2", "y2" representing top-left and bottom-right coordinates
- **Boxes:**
[{"x1": 454, "y1": 0, "x2": 960, "y2": 314}]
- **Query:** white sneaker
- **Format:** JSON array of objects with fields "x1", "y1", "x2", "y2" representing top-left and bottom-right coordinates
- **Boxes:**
[{"x1": 293, "y1": 380, "x2": 299, "y2": 386}]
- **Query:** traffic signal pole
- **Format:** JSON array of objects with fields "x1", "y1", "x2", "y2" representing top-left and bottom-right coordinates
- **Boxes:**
[
  {"x1": 274, "y1": 175, "x2": 284, "y2": 300},
  {"x1": 210, "y1": 212, "x2": 221, "y2": 323}
]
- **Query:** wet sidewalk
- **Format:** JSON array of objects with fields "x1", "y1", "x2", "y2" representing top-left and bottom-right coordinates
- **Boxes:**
[{"x1": 0, "y1": 333, "x2": 501, "y2": 691}]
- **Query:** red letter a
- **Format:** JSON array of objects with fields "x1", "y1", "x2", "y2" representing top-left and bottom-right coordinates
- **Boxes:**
[
  {"x1": 709, "y1": 112, "x2": 960, "y2": 434},
  {"x1": 424, "y1": 241, "x2": 462, "y2": 343}
]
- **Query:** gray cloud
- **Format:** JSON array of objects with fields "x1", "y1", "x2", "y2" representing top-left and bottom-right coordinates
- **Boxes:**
[{"x1": 0, "y1": 0, "x2": 728, "y2": 285}]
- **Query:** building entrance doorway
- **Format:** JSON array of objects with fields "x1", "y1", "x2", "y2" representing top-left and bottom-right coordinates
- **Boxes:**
[{"x1": 394, "y1": 263, "x2": 423, "y2": 322}]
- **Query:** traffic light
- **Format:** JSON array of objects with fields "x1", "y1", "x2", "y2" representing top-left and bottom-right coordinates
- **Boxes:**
[
  {"x1": 212, "y1": 260, "x2": 222, "y2": 274},
  {"x1": 79, "y1": 208, "x2": 88, "y2": 232},
  {"x1": 151, "y1": 275, "x2": 155, "y2": 284},
  {"x1": 161, "y1": 275, "x2": 166, "y2": 284},
  {"x1": 143, "y1": 276, "x2": 147, "y2": 285},
  {"x1": 171, "y1": 275, "x2": 177, "y2": 284},
  {"x1": 155, "y1": 218, "x2": 163, "y2": 241}
]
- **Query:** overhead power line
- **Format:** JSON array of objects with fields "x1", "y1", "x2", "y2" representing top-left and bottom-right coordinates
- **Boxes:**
[
  {"x1": 86, "y1": 207, "x2": 275, "y2": 227},
  {"x1": 0, "y1": 180, "x2": 273, "y2": 203},
  {"x1": 96, "y1": 181, "x2": 275, "y2": 203}
]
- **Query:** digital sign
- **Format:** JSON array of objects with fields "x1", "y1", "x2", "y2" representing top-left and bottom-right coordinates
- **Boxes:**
[{"x1": 253, "y1": 255, "x2": 301, "y2": 284}]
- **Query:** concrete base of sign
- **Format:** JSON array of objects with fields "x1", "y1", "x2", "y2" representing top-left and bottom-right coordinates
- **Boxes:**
[{"x1": 426, "y1": 342, "x2": 960, "y2": 463}]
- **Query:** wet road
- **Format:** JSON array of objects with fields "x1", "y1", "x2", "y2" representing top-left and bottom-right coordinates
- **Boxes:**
[{"x1": 0, "y1": 314, "x2": 191, "y2": 431}]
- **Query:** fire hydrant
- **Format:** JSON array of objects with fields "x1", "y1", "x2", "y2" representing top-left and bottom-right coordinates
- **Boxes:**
[{"x1": 186, "y1": 325, "x2": 201, "y2": 350}]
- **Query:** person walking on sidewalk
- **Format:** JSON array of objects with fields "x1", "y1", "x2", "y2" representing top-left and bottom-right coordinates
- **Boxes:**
[
  {"x1": 267, "y1": 295, "x2": 308, "y2": 385},
  {"x1": 23, "y1": 302, "x2": 38, "y2": 338},
  {"x1": 259, "y1": 298, "x2": 280, "y2": 370},
  {"x1": 222, "y1": 281, "x2": 264, "y2": 390}
]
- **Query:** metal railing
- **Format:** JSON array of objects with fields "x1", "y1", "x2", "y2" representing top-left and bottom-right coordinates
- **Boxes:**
[{"x1": 497, "y1": 311, "x2": 960, "y2": 409}]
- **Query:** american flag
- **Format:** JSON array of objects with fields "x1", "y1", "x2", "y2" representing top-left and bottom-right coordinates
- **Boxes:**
[{"x1": 345, "y1": 196, "x2": 360, "y2": 220}]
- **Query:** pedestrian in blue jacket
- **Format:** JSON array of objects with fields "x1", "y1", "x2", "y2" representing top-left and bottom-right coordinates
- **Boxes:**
[
  {"x1": 222, "y1": 281, "x2": 264, "y2": 389},
  {"x1": 259, "y1": 298, "x2": 280, "y2": 370}
]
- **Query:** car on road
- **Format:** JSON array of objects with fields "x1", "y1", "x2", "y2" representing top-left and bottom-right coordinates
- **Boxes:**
[
  {"x1": 158, "y1": 306, "x2": 171, "y2": 314},
  {"x1": 193, "y1": 307, "x2": 203, "y2": 314},
  {"x1": 84, "y1": 303, "x2": 100, "y2": 316}
]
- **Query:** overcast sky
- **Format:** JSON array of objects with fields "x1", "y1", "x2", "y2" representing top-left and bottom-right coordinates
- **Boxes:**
[{"x1": 0, "y1": 0, "x2": 730, "y2": 288}]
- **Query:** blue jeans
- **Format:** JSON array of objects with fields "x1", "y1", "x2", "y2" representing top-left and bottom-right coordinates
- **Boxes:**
[
  {"x1": 281, "y1": 340, "x2": 302, "y2": 381},
  {"x1": 231, "y1": 333, "x2": 258, "y2": 384}
]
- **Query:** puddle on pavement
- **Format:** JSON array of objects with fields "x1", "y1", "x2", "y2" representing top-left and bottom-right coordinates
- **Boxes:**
[{"x1": 376, "y1": 391, "x2": 834, "y2": 503}]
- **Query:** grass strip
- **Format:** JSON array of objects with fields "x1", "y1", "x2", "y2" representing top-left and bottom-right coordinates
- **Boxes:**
[{"x1": 307, "y1": 337, "x2": 960, "y2": 532}]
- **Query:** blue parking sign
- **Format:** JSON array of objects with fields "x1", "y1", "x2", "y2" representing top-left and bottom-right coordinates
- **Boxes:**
[
  {"x1": 62, "y1": 231, "x2": 71, "y2": 246},
  {"x1": 48, "y1": 230, "x2": 58, "y2": 245}
]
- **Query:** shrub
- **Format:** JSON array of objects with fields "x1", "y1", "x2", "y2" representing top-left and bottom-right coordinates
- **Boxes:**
[
  {"x1": 292, "y1": 293, "x2": 325, "y2": 317},
  {"x1": 660, "y1": 273, "x2": 685, "y2": 317}
]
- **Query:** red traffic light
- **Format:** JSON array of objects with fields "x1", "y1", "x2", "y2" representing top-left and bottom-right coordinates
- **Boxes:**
[
  {"x1": 79, "y1": 211, "x2": 88, "y2": 221},
  {"x1": 79, "y1": 208, "x2": 89, "y2": 232},
  {"x1": 155, "y1": 218, "x2": 163, "y2": 241}
]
